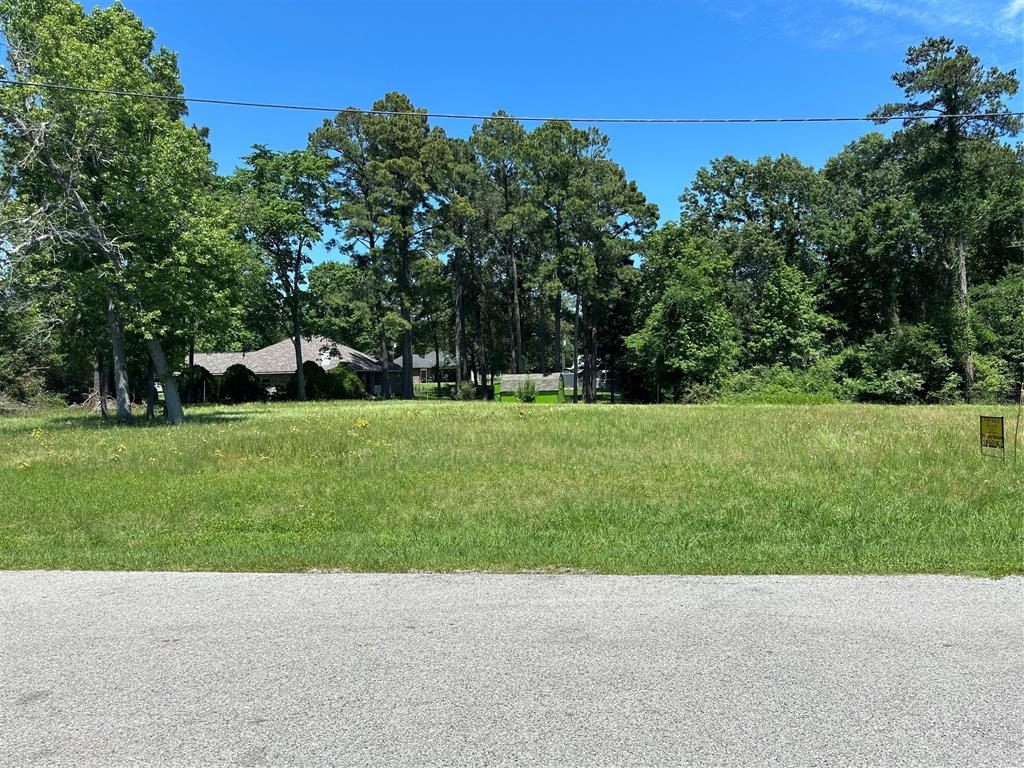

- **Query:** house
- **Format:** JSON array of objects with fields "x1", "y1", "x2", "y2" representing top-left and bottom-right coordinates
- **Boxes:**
[
  {"x1": 561, "y1": 369, "x2": 608, "y2": 395},
  {"x1": 497, "y1": 373, "x2": 566, "y2": 403},
  {"x1": 189, "y1": 336, "x2": 398, "y2": 396},
  {"x1": 393, "y1": 351, "x2": 458, "y2": 384}
]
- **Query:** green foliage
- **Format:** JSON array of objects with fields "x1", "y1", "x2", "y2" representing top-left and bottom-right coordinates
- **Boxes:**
[
  {"x1": 851, "y1": 325, "x2": 953, "y2": 403},
  {"x1": 515, "y1": 378, "x2": 537, "y2": 403},
  {"x1": 220, "y1": 364, "x2": 265, "y2": 404},
  {"x1": 972, "y1": 266, "x2": 1024, "y2": 378},
  {"x1": 626, "y1": 225, "x2": 738, "y2": 402},
  {"x1": 718, "y1": 359, "x2": 847, "y2": 404},
  {"x1": 744, "y1": 260, "x2": 834, "y2": 368},
  {"x1": 4, "y1": 18, "x2": 1024, "y2": 411},
  {"x1": 284, "y1": 361, "x2": 364, "y2": 401},
  {"x1": 970, "y1": 354, "x2": 1013, "y2": 404},
  {"x1": 179, "y1": 365, "x2": 217, "y2": 403},
  {"x1": 285, "y1": 361, "x2": 328, "y2": 400},
  {"x1": 328, "y1": 365, "x2": 366, "y2": 400},
  {"x1": 0, "y1": 301, "x2": 57, "y2": 404},
  {"x1": 456, "y1": 380, "x2": 478, "y2": 400},
  {"x1": 305, "y1": 262, "x2": 378, "y2": 352}
]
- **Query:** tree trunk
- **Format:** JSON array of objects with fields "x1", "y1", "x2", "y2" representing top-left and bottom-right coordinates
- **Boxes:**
[
  {"x1": 96, "y1": 357, "x2": 108, "y2": 420},
  {"x1": 538, "y1": 294, "x2": 547, "y2": 375},
  {"x1": 106, "y1": 298, "x2": 132, "y2": 422},
  {"x1": 507, "y1": 308, "x2": 515, "y2": 373},
  {"x1": 583, "y1": 304, "x2": 597, "y2": 404},
  {"x1": 144, "y1": 337, "x2": 185, "y2": 424},
  {"x1": 475, "y1": 303, "x2": 486, "y2": 397},
  {"x1": 435, "y1": 337, "x2": 442, "y2": 398},
  {"x1": 454, "y1": 259, "x2": 463, "y2": 393},
  {"x1": 187, "y1": 337, "x2": 196, "y2": 405},
  {"x1": 609, "y1": 346, "x2": 616, "y2": 405},
  {"x1": 145, "y1": 361, "x2": 156, "y2": 421},
  {"x1": 291, "y1": 306, "x2": 306, "y2": 401},
  {"x1": 379, "y1": 323, "x2": 393, "y2": 399},
  {"x1": 398, "y1": 240, "x2": 414, "y2": 400},
  {"x1": 572, "y1": 283, "x2": 580, "y2": 404},
  {"x1": 955, "y1": 237, "x2": 974, "y2": 391},
  {"x1": 554, "y1": 295, "x2": 562, "y2": 372},
  {"x1": 400, "y1": 316, "x2": 413, "y2": 399},
  {"x1": 509, "y1": 246, "x2": 524, "y2": 373}
]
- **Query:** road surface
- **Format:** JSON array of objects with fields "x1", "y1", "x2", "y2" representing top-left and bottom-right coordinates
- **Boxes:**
[{"x1": 2, "y1": 572, "x2": 1022, "y2": 767}]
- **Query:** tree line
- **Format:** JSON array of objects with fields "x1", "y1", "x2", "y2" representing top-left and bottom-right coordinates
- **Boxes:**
[{"x1": 2, "y1": 0, "x2": 1023, "y2": 421}]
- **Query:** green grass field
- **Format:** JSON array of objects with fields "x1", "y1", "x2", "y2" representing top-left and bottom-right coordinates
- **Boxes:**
[{"x1": 1, "y1": 401, "x2": 1022, "y2": 575}]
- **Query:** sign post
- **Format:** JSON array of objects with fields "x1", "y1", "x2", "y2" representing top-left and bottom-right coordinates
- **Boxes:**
[{"x1": 980, "y1": 415, "x2": 1005, "y2": 459}]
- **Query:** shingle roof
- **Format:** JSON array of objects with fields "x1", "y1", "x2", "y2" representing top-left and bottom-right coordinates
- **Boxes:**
[
  {"x1": 395, "y1": 351, "x2": 457, "y2": 370},
  {"x1": 499, "y1": 373, "x2": 563, "y2": 393},
  {"x1": 187, "y1": 351, "x2": 246, "y2": 376},
  {"x1": 190, "y1": 336, "x2": 394, "y2": 376}
]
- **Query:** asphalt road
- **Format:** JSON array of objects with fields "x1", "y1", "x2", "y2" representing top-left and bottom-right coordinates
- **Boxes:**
[{"x1": 1, "y1": 572, "x2": 1022, "y2": 767}]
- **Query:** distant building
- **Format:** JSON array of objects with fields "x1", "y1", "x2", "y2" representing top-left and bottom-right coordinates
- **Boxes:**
[
  {"x1": 188, "y1": 336, "x2": 398, "y2": 396},
  {"x1": 497, "y1": 373, "x2": 566, "y2": 403},
  {"x1": 393, "y1": 351, "x2": 458, "y2": 384},
  {"x1": 561, "y1": 369, "x2": 608, "y2": 394}
]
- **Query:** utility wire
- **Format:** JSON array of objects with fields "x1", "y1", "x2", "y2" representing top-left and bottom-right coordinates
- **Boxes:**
[{"x1": 2, "y1": 78, "x2": 1023, "y2": 125}]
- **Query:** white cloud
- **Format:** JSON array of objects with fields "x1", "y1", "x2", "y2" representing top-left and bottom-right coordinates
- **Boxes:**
[
  {"x1": 843, "y1": 0, "x2": 1023, "y2": 39},
  {"x1": 1003, "y1": 0, "x2": 1024, "y2": 19}
]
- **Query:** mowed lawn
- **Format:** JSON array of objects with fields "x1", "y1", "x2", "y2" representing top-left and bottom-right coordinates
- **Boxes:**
[{"x1": 1, "y1": 401, "x2": 1022, "y2": 575}]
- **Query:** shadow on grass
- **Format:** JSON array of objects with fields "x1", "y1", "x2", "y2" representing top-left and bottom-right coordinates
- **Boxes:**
[{"x1": 1, "y1": 406, "x2": 267, "y2": 433}]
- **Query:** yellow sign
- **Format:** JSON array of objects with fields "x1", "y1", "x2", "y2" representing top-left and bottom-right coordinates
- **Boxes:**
[{"x1": 980, "y1": 416, "x2": 1005, "y2": 450}]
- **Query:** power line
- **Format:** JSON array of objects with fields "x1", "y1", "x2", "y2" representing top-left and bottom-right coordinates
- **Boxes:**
[{"x1": 2, "y1": 78, "x2": 1023, "y2": 125}]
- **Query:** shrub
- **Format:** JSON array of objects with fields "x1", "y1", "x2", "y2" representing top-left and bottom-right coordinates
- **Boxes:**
[
  {"x1": 456, "y1": 380, "x2": 478, "y2": 401},
  {"x1": 284, "y1": 361, "x2": 365, "y2": 400},
  {"x1": 220, "y1": 364, "x2": 265, "y2": 403},
  {"x1": 516, "y1": 378, "x2": 536, "y2": 403},
  {"x1": 854, "y1": 369, "x2": 927, "y2": 404},
  {"x1": 971, "y1": 354, "x2": 1013, "y2": 403},
  {"x1": 851, "y1": 325, "x2": 952, "y2": 403},
  {"x1": 179, "y1": 365, "x2": 217, "y2": 403},
  {"x1": 285, "y1": 361, "x2": 330, "y2": 400},
  {"x1": 717, "y1": 359, "x2": 848, "y2": 404},
  {"x1": 327, "y1": 364, "x2": 366, "y2": 399}
]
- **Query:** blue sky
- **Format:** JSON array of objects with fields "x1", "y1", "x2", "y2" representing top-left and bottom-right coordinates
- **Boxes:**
[{"x1": 113, "y1": 0, "x2": 1022, "y2": 244}]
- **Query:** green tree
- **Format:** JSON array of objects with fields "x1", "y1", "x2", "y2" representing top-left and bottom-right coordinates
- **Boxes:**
[
  {"x1": 232, "y1": 146, "x2": 329, "y2": 402},
  {"x1": 305, "y1": 261, "x2": 377, "y2": 352},
  {"x1": 680, "y1": 154, "x2": 825, "y2": 372},
  {"x1": 411, "y1": 255, "x2": 452, "y2": 396},
  {"x1": 433, "y1": 136, "x2": 497, "y2": 390},
  {"x1": 0, "y1": 0, "x2": 214, "y2": 423},
  {"x1": 820, "y1": 133, "x2": 929, "y2": 340},
  {"x1": 313, "y1": 93, "x2": 447, "y2": 399},
  {"x1": 627, "y1": 225, "x2": 738, "y2": 401},
  {"x1": 745, "y1": 258, "x2": 832, "y2": 368},
  {"x1": 871, "y1": 37, "x2": 1021, "y2": 392},
  {"x1": 472, "y1": 114, "x2": 536, "y2": 374}
]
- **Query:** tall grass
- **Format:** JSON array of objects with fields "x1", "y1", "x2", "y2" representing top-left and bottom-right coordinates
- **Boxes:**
[{"x1": 1, "y1": 402, "x2": 1021, "y2": 574}]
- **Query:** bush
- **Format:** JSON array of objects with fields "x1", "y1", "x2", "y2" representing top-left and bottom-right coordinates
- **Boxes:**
[
  {"x1": 851, "y1": 325, "x2": 952, "y2": 403},
  {"x1": 179, "y1": 365, "x2": 217, "y2": 403},
  {"x1": 516, "y1": 378, "x2": 536, "y2": 403},
  {"x1": 220, "y1": 364, "x2": 265, "y2": 403},
  {"x1": 285, "y1": 361, "x2": 329, "y2": 400},
  {"x1": 455, "y1": 380, "x2": 478, "y2": 401},
  {"x1": 328, "y1": 364, "x2": 366, "y2": 399},
  {"x1": 284, "y1": 361, "x2": 365, "y2": 400},
  {"x1": 717, "y1": 359, "x2": 847, "y2": 404},
  {"x1": 854, "y1": 369, "x2": 927, "y2": 404},
  {"x1": 971, "y1": 354, "x2": 1013, "y2": 403}
]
